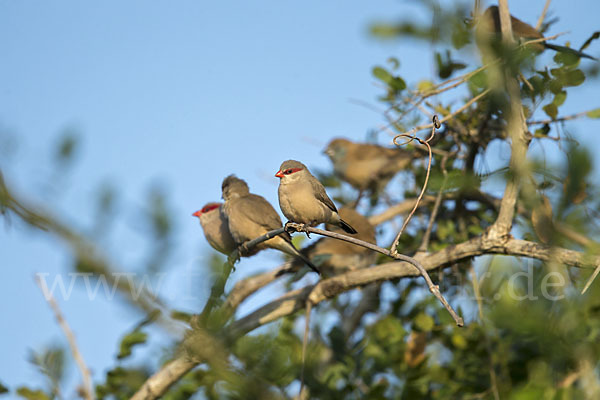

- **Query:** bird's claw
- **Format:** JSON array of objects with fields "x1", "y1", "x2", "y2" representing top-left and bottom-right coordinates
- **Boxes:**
[
  {"x1": 284, "y1": 221, "x2": 297, "y2": 234},
  {"x1": 284, "y1": 222, "x2": 311, "y2": 238},
  {"x1": 301, "y1": 224, "x2": 311, "y2": 238}
]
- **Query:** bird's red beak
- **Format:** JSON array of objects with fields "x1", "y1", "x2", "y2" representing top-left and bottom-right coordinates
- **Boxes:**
[
  {"x1": 192, "y1": 210, "x2": 202, "y2": 217},
  {"x1": 275, "y1": 170, "x2": 284, "y2": 178}
]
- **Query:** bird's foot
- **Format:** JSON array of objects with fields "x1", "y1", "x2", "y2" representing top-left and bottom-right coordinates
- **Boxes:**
[
  {"x1": 284, "y1": 221, "x2": 311, "y2": 238},
  {"x1": 284, "y1": 221, "x2": 299, "y2": 234},
  {"x1": 303, "y1": 224, "x2": 312, "y2": 238}
]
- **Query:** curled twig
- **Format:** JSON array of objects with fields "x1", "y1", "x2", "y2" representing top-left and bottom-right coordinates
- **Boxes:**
[
  {"x1": 389, "y1": 116, "x2": 438, "y2": 257},
  {"x1": 285, "y1": 222, "x2": 464, "y2": 327}
]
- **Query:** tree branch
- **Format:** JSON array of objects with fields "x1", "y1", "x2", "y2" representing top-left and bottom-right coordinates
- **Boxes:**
[
  {"x1": 36, "y1": 276, "x2": 95, "y2": 400},
  {"x1": 133, "y1": 227, "x2": 600, "y2": 400},
  {"x1": 1, "y1": 172, "x2": 173, "y2": 328}
]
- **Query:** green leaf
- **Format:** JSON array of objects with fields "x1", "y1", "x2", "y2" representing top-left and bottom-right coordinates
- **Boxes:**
[
  {"x1": 372, "y1": 315, "x2": 406, "y2": 345},
  {"x1": 16, "y1": 388, "x2": 50, "y2": 400},
  {"x1": 553, "y1": 91, "x2": 567, "y2": 107},
  {"x1": 372, "y1": 66, "x2": 406, "y2": 92},
  {"x1": 468, "y1": 70, "x2": 487, "y2": 88},
  {"x1": 586, "y1": 108, "x2": 600, "y2": 118},
  {"x1": 386, "y1": 57, "x2": 400, "y2": 69},
  {"x1": 551, "y1": 67, "x2": 586, "y2": 87},
  {"x1": 373, "y1": 66, "x2": 393, "y2": 83},
  {"x1": 543, "y1": 103, "x2": 558, "y2": 119},
  {"x1": 553, "y1": 50, "x2": 580, "y2": 67},
  {"x1": 451, "y1": 333, "x2": 468, "y2": 349},
  {"x1": 417, "y1": 80, "x2": 434, "y2": 92},
  {"x1": 580, "y1": 31, "x2": 600, "y2": 51},
  {"x1": 548, "y1": 78, "x2": 563, "y2": 94},
  {"x1": 0, "y1": 382, "x2": 8, "y2": 394},
  {"x1": 414, "y1": 312, "x2": 435, "y2": 332},
  {"x1": 117, "y1": 330, "x2": 148, "y2": 360}
]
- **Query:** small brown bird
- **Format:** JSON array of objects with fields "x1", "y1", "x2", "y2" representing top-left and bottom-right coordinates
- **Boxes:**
[
  {"x1": 323, "y1": 138, "x2": 413, "y2": 198},
  {"x1": 291, "y1": 208, "x2": 376, "y2": 277},
  {"x1": 192, "y1": 202, "x2": 237, "y2": 255},
  {"x1": 276, "y1": 160, "x2": 357, "y2": 234},
  {"x1": 221, "y1": 175, "x2": 320, "y2": 274},
  {"x1": 476, "y1": 6, "x2": 596, "y2": 60}
]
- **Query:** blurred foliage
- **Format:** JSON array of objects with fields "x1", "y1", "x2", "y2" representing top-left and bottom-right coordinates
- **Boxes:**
[
  {"x1": 27, "y1": 346, "x2": 67, "y2": 399},
  {"x1": 2, "y1": 1, "x2": 600, "y2": 399}
]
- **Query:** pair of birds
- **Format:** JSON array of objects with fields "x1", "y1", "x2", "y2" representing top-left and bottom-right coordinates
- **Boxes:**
[{"x1": 194, "y1": 159, "x2": 377, "y2": 275}]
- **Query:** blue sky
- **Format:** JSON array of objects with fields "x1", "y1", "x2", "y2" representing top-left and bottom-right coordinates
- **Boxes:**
[{"x1": 1, "y1": 0, "x2": 599, "y2": 395}]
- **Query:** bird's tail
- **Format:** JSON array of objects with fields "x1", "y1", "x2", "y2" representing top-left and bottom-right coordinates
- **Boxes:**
[
  {"x1": 339, "y1": 219, "x2": 358, "y2": 234},
  {"x1": 272, "y1": 237, "x2": 321, "y2": 275},
  {"x1": 544, "y1": 43, "x2": 597, "y2": 60}
]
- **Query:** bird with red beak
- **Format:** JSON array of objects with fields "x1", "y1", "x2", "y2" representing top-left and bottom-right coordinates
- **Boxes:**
[
  {"x1": 221, "y1": 174, "x2": 320, "y2": 274},
  {"x1": 275, "y1": 159, "x2": 357, "y2": 234},
  {"x1": 192, "y1": 202, "x2": 237, "y2": 255}
]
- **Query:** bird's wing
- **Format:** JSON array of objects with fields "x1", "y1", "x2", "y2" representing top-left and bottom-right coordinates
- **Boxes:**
[
  {"x1": 309, "y1": 176, "x2": 338, "y2": 213},
  {"x1": 238, "y1": 194, "x2": 285, "y2": 231}
]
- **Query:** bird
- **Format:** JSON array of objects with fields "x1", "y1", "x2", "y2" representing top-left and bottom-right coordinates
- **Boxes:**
[
  {"x1": 192, "y1": 202, "x2": 237, "y2": 255},
  {"x1": 475, "y1": 6, "x2": 596, "y2": 60},
  {"x1": 220, "y1": 174, "x2": 320, "y2": 274},
  {"x1": 289, "y1": 207, "x2": 376, "y2": 277},
  {"x1": 323, "y1": 138, "x2": 414, "y2": 201},
  {"x1": 275, "y1": 159, "x2": 357, "y2": 234}
]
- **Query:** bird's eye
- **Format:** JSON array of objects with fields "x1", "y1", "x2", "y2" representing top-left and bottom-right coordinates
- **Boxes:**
[{"x1": 284, "y1": 169, "x2": 293, "y2": 175}]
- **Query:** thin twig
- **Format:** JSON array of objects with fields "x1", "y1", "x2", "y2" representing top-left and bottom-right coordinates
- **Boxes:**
[
  {"x1": 469, "y1": 265, "x2": 500, "y2": 400},
  {"x1": 535, "y1": 0, "x2": 552, "y2": 31},
  {"x1": 133, "y1": 232, "x2": 600, "y2": 400},
  {"x1": 417, "y1": 154, "x2": 449, "y2": 253},
  {"x1": 285, "y1": 222, "x2": 464, "y2": 327},
  {"x1": 389, "y1": 116, "x2": 439, "y2": 257},
  {"x1": 527, "y1": 110, "x2": 593, "y2": 125},
  {"x1": 581, "y1": 264, "x2": 600, "y2": 294},
  {"x1": 485, "y1": 0, "x2": 531, "y2": 240},
  {"x1": 392, "y1": 89, "x2": 490, "y2": 137},
  {"x1": 36, "y1": 276, "x2": 95, "y2": 400},
  {"x1": 299, "y1": 300, "x2": 312, "y2": 398}
]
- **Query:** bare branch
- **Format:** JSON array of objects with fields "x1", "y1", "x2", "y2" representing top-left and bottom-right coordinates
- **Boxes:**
[
  {"x1": 391, "y1": 89, "x2": 490, "y2": 136},
  {"x1": 134, "y1": 229, "x2": 600, "y2": 399},
  {"x1": 417, "y1": 155, "x2": 449, "y2": 253},
  {"x1": 36, "y1": 276, "x2": 95, "y2": 400},
  {"x1": 527, "y1": 110, "x2": 595, "y2": 125},
  {"x1": 581, "y1": 264, "x2": 600, "y2": 294},
  {"x1": 222, "y1": 264, "x2": 289, "y2": 315},
  {"x1": 535, "y1": 0, "x2": 552, "y2": 31},
  {"x1": 131, "y1": 358, "x2": 199, "y2": 400},
  {"x1": 1, "y1": 172, "x2": 173, "y2": 329},
  {"x1": 390, "y1": 117, "x2": 439, "y2": 256},
  {"x1": 368, "y1": 196, "x2": 437, "y2": 226},
  {"x1": 284, "y1": 222, "x2": 463, "y2": 327},
  {"x1": 484, "y1": 0, "x2": 531, "y2": 241}
]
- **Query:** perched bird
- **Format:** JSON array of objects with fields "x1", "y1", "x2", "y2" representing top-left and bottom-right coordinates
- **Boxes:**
[
  {"x1": 192, "y1": 202, "x2": 237, "y2": 255},
  {"x1": 290, "y1": 208, "x2": 376, "y2": 277},
  {"x1": 323, "y1": 138, "x2": 413, "y2": 199},
  {"x1": 475, "y1": 5, "x2": 596, "y2": 60},
  {"x1": 221, "y1": 175, "x2": 320, "y2": 274},
  {"x1": 275, "y1": 159, "x2": 357, "y2": 234}
]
